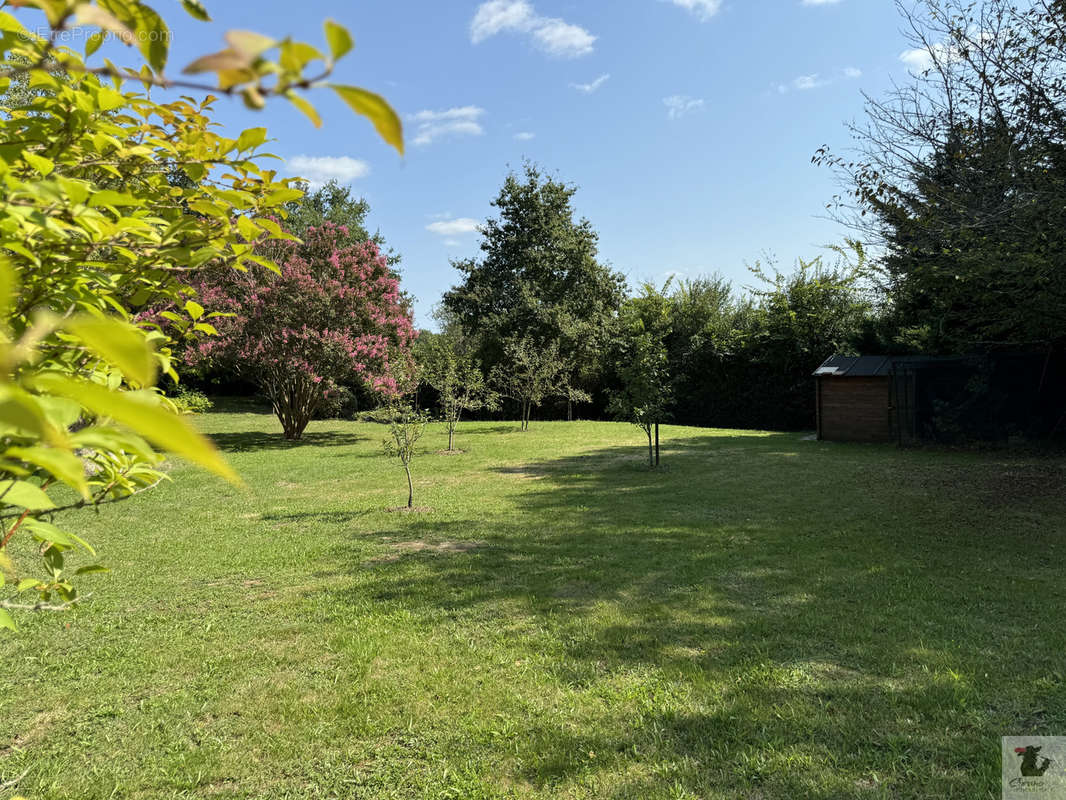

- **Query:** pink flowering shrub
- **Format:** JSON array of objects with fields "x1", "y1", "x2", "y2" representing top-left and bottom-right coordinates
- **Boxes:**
[{"x1": 188, "y1": 223, "x2": 416, "y2": 439}]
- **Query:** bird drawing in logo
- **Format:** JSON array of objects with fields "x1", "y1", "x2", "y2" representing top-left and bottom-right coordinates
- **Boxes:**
[{"x1": 1015, "y1": 745, "x2": 1053, "y2": 777}]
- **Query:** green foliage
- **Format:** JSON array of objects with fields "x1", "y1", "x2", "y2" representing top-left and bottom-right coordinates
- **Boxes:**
[
  {"x1": 1, "y1": 3, "x2": 402, "y2": 150},
  {"x1": 355, "y1": 406, "x2": 403, "y2": 425},
  {"x1": 490, "y1": 337, "x2": 576, "y2": 432},
  {"x1": 443, "y1": 163, "x2": 626, "y2": 394},
  {"x1": 815, "y1": 0, "x2": 1066, "y2": 351},
  {"x1": 748, "y1": 248, "x2": 873, "y2": 373},
  {"x1": 604, "y1": 247, "x2": 873, "y2": 431},
  {"x1": 608, "y1": 283, "x2": 673, "y2": 464},
  {"x1": 0, "y1": 1, "x2": 403, "y2": 629},
  {"x1": 170, "y1": 387, "x2": 213, "y2": 415},
  {"x1": 280, "y1": 180, "x2": 373, "y2": 243},
  {"x1": 279, "y1": 180, "x2": 402, "y2": 270},
  {"x1": 382, "y1": 406, "x2": 429, "y2": 509},
  {"x1": 415, "y1": 328, "x2": 495, "y2": 450}
]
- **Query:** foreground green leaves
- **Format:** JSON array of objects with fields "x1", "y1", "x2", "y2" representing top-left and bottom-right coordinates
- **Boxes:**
[
  {"x1": 331, "y1": 85, "x2": 405, "y2": 155},
  {"x1": 0, "y1": 0, "x2": 402, "y2": 629},
  {"x1": 2, "y1": 2, "x2": 403, "y2": 150}
]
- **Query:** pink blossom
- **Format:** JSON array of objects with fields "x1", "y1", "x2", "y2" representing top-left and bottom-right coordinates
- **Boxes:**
[{"x1": 180, "y1": 223, "x2": 416, "y2": 416}]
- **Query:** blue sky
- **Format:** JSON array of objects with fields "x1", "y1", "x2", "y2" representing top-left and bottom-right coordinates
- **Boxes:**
[{"x1": 140, "y1": 1, "x2": 923, "y2": 326}]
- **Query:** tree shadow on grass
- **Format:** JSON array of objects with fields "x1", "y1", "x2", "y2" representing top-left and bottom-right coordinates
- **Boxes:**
[
  {"x1": 319, "y1": 432, "x2": 1066, "y2": 798},
  {"x1": 460, "y1": 423, "x2": 526, "y2": 435},
  {"x1": 262, "y1": 509, "x2": 373, "y2": 525},
  {"x1": 208, "y1": 430, "x2": 367, "y2": 452}
]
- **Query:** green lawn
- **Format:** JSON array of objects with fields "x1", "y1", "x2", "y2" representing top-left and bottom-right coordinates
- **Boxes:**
[{"x1": 3, "y1": 411, "x2": 1065, "y2": 799}]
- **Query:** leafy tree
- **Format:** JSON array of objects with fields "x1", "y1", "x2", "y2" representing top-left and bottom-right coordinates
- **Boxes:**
[
  {"x1": 0, "y1": 1, "x2": 402, "y2": 629},
  {"x1": 282, "y1": 180, "x2": 373, "y2": 241},
  {"x1": 609, "y1": 285, "x2": 673, "y2": 466},
  {"x1": 187, "y1": 224, "x2": 416, "y2": 440},
  {"x1": 416, "y1": 331, "x2": 495, "y2": 452},
  {"x1": 697, "y1": 250, "x2": 872, "y2": 430},
  {"x1": 0, "y1": 53, "x2": 56, "y2": 110},
  {"x1": 490, "y1": 338, "x2": 575, "y2": 431},
  {"x1": 274, "y1": 180, "x2": 402, "y2": 269},
  {"x1": 382, "y1": 407, "x2": 430, "y2": 509},
  {"x1": 562, "y1": 383, "x2": 592, "y2": 422},
  {"x1": 443, "y1": 163, "x2": 626, "y2": 401},
  {"x1": 662, "y1": 275, "x2": 755, "y2": 426},
  {"x1": 606, "y1": 251, "x2": 872, "y2": 432},
  {"x1": 815, "y1": 0, "x2": 1066, "y2": 351},
  {"x1": 188, "y1": 185, "x2": 405, "y2": 404},
  {"x1": 748, "y1": 249, "x2": 872, "y2": 388}
]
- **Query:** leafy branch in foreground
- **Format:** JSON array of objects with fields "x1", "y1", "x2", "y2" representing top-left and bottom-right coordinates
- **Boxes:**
[
  {"x1": 1, "y1": 0, "x2": 403, "y2": 152},
  {"x1": 0, "y1": 0, "x2": 405, "y2": 630}
]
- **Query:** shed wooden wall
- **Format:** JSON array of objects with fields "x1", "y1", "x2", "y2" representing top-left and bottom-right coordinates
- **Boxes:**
[{"x1": 817, "y1": 376, "x2": 892, "y2": 442}]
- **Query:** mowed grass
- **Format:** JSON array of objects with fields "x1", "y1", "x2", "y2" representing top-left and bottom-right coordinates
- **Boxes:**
[{"x1": 2, "y1": 411, "x2": 1065, "y2": 799}]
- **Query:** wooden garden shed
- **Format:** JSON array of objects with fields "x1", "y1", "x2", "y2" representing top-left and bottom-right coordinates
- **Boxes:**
[
  {"x1": 813, "y1": 355, "x2": 895, "y2": 442},
  {"x1": 815, "y1": 351, "x2": 1066, "y2": 444}
]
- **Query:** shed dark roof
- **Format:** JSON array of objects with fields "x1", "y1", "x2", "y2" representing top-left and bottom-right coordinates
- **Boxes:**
[
  {"x1": 813, "y1": 354, "x2": 973, "y2": 378},
  {"x1": 813, "y1": 355, "x2": 891, "y2": 377}
]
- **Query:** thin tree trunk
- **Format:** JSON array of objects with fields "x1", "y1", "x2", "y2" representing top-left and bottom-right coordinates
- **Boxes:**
[
  {"x1": 448, "y1": 425, "x2": 455, "y2": 451},
  {"x1": 404, "y1": 464, "x2": 413, "y2": 509},
  {"x1": 647, "y1": 428, "x2": 654, "y2": 467},
  {"x1": 655, "y1": 423, "x2": 660, "y2": 466}
]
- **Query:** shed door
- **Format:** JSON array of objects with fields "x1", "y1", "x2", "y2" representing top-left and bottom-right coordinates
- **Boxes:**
[{"x1": 819, "y1": 377, "x2": 892, "y2": 442}]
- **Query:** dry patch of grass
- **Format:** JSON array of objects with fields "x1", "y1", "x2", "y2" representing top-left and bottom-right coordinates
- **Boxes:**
[{"x1": 368, "y1": 539, "x2": 484, "y2": 565}]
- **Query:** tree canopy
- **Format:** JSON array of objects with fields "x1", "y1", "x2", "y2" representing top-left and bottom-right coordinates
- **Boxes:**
[
  {"x1": 188, "y1": 224, "x2": 416, "y2": 439},
  {"x1": 443, "y1": 163, "x2": 627, "y2": 374},
  {"x1": 816, "y1": 0, "x2": 1066, "y2": 351}
]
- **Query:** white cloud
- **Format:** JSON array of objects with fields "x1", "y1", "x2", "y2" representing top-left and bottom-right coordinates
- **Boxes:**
[
  {"x1": 409, "y1": 106, "x2": 486, "y2": 146},
  {"x1": 471, "y1": 0, "x2": 535, "y2": 41},
  {"x1": 514, "y1": 131, "x2": 536, "y2": 141},
  {"x1": 899, "y1": 47, "x2": 934, "y2": 72},
  {"x1": 664, "y1": 0, "x2": 722, "y2": 22},
  {"x1": 776, "y1": 67, "x2": 860, "y2": 94},
  {"x1": 287, "y1": 155, "x2": 370, "y2": 188},
  {"x1": 571, "y1": 73, "x2": 610, "y2": 94},
  {"x1": 900, "y1": 43, "x2": 960, "y2": 73},
  {"x1": 664, "y1": 94, "x2": 704, "y2": 119},
  {"x1": 470, "y1": 0, "x2": 595, "y2": 58},
  {"x1": 426, "y1": 217, "x2": 480, "y2": 237},
  {"x1": 793, "y1": 73, "x2": 829, "y2": 90},
  {"x1": 531, "y1": 19, "x2": 596, "y2": 57},
  {"x1": 900, "y1": 37, "x2": 971, "y2": 72}
]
